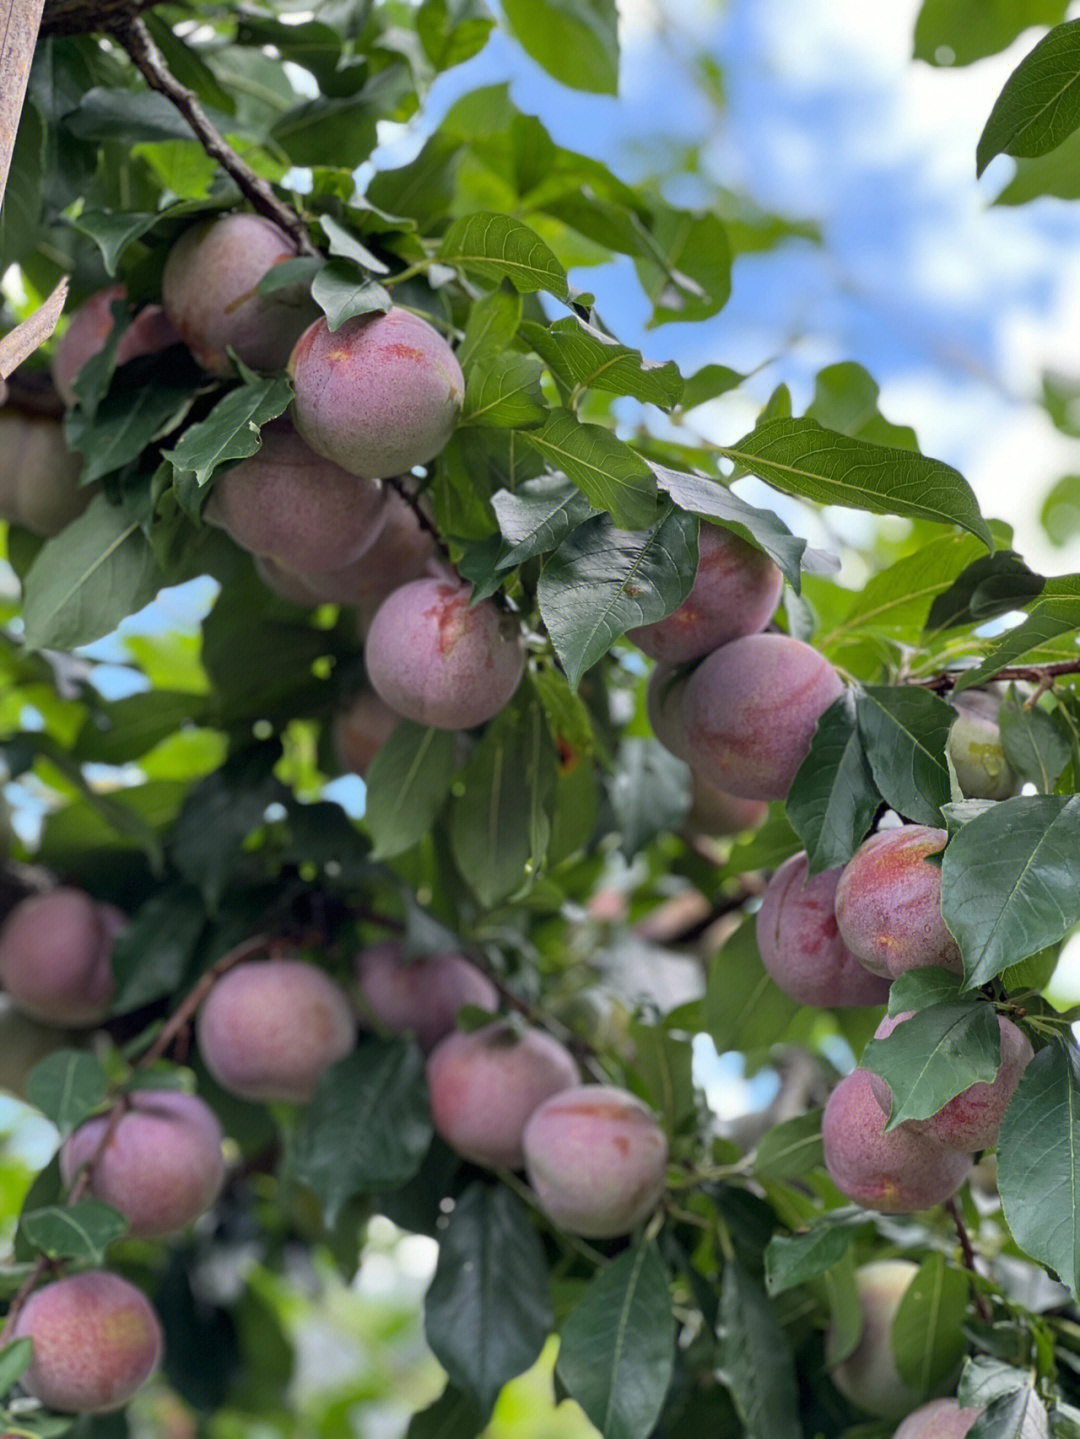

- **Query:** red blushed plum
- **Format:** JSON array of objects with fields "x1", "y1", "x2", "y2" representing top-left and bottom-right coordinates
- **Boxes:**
[
  {"x1": 685, "y1": 777, "x2": 768, "y2": 838},
  {"x1": 835, "y1": 826, "x2": 962, "y2": 980},
  {"x1": 827, "y1": 1260, "x2": 925, "y2": 1419},
  {"x1": 0, "y1": 889, "x2": 123, "y2": 1027},
  {"x1": 522, "y1": 1085, "x2": 668, "y2": 1238},
  {"x1": 0, "y1": 411, "x2": 90, "y2": 536},
  {"x1": 756, "y1": 852, "x2": 892, "y2": 1008},
  {"x1": 52, "y1": 285, "x2": 178, "y2": 406},
  {"x1": 627, "y1": 525, "x2": 783, "y2": 663},
  {"x1": 332, "y1": 690, "x2": 402, "y2": 777},
  {"x1": 162, "y1": 214, "x2": 316, "y2": 376},
  {"x1": 646, "y1": 664, "x2": 692, "y2": 762},
  {"x1": 426, "y1": 1021, "x2": 579, "y2": 1169},
  {"x1": 204, "y1": 421, "x2": 388, "y2": 573},
  {"x1": 822, "y1": 1069, "x2": 972, "y2": 1213},
  {"x1": 870, "y1": 1010, "x2": 1033, "y2": 1151},
  {"x1": 60, "y1": 1090, "x2": 225, "y2": 1239},
  {"x1": 196, "y1": 959, "x2": 356, "y2": 1103},
  {"x1": 353, "y1": 943, "x2": 498, "y2": 1052},
  {"x1": 364, "y1": 578, "x2": 525, "y2": 730},
  {"x1": 13, "y1": 1272, "x2": 163, "y2": 1413},
  {"x1": 683, "y1": 633, "x2": 844, "y2": 800},
  {"x1": 289, "y1": 308, "x2": 464, "y2": 479}
]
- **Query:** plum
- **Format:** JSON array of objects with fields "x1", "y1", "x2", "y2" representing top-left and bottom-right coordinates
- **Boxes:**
[
  {"x1": 646, "y1": 664, "x2": 692, "y2": 762},
  {"x1": 828, "y1": 1259, "x2": 926, "y2": 1419},
  {"x1": 822, "y1": 1069, "x2": 972, "y2": 1213},
  {"x1": 52, "y1": 285, "x2": 178, "y2": 406},
  {"x1": 627, "y1": 525, "x2": 783, "y2": 662},
  {"x1": 894, "y1": 1397, "x2": 1047, "y2": 1437},
  {"x1": 0, "y1": 888, "x2": 124, "y2": 1027},
  {"x1": 426, "y1": 1021, "x2": 579, "y2": 1169},
  {"x1": 869, "y1": 1010, "x2": 1033, "y2": 1151},
  {"x1": 0, "y1": 410, "x2": 90, "y2": 536},
  {"x1": 204, "y1": 421, "x2": 388, "y2": 573},
  {"x1": 289, "y1": 308, "x2": 464, "y2": 479},
  {"x1": 60, "y1": 1089, "x2": 225, "y2": 1238},
  {"x1": 0, "y1": 997, "x2": 85, "y2": 1097},
  {"x1": 332, "y1": 690, "x2": 402, "y2": 777},
  {"x1": 353, "y1": 943, "x2": 498, "y2": 1052},
  {"x1": 684, "y1": 777, "x2": 769, "y2": 837},
  {"x1": 948, "y1": 697, "x2": 1017, "y2": 801},
  {"x1": 12, "y1": 1271, "x2": 163, "y2": 1413},
  {"x1": 682, "y1": 633, "x2": 844, "y2": 800},
  {"x1": 522, "y1": 1084, "x2": 668, "y2": 1237},
  {"x1": 196, "y1": 958, "x2": 356, "y2": 1103},
  {"x1": 364, "y1": 577, "x2": 524, "y2": 730},
  {"x1": 756, "y1": 852, "x2": 892, "y2": 1008},
  {"x1": 162, "y1": 213, "x2": 316, "y2": 376},
  {"x1": 835, "y1": 826, "x2": 962, "y2": 979}
]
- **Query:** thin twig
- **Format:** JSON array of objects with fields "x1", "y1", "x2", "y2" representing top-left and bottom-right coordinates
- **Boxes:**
[
  {"x1": 383, "y1": 474, "x2": 455, "y2": 568},
  {"x1": 111, "y1": 17, "x2": 315, "y2": 256},
  {"x1": 945, "y1": 1196, "x2": 992, "y2": 1323},
  {"x1": 913, "y1": 658, "x2": 1080, "y2": 694}
]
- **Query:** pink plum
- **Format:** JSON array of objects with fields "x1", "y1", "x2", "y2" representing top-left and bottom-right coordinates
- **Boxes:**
[
  {"x1": 0, "y1": 888, "x2": 124, "y2": 1027},
  {"x1": 52, "y1": 284, "x2": 178, "y2": 406},
  {"x1": 353, "y1": 943, "x2": 498, "y2": 1052}
]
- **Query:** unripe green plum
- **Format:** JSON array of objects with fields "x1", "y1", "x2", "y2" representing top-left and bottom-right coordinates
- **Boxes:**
[
  {"x1": 828, "y1": 1259, "x2": 948, "y2": 1420},
  {"x1": 52, "y1": 285, "x2": 178, "y2": 406},
  {"x1": 60, "y1": 1089, "x2": 225, "y2": 1238},
  {"x1": 0, "y1": 410, "x2": 90, "y2": 536},
  {"x1": 870, "y1": 1010, "x2": 1033, "y2": 1151},
  {"x1": 365, "y1": 578, "x2": 524, "y2": 730},
  {"x1": 288, "y1": 308, "x2": 464, "y2": 479},
  {"x1": 196, "y1": 958, "x2": 356, "y2": 1103},
  {"x1": 756, "y1": 852, "x2": 891, "y2": 1008},
  {"x1": 948, "y1": 699, "x2": 1017, "y2": 801},
  {"x1": 12, "y1": 1271, "x2": 163, "y2": 1413},
  {"x1": 646, "y1": 664, "x2": 691, "y2": 762},
  {"x1": 426, "y1": 1021, "x2": 579, "y2": 1169},
  {"x1": 0, "y1": 888, "x2": 124, "y2": 1026},
  {"x1": 683, "y1": 633, "x2": 844, "y2": 800},
  {"x1": 0, "y1": 997, "x2": 85, "y2": 1097},
  {"x1": 353, "y1": 943, "x2": 498, "y2": 1052},
  {"x1": 332, "y1": 689, "x2": 402, "y2": 777},
  {"x1": 893, "y1": 1399, "x2": 985, "y2": 1437},
  {"x1": 822, "y1": 1069, "x2": 972, "y2": 1213},
  {"x1": 835, "y1": 826, "x2": 961, "y2": 979},
  {"x1": 627, "y1": 525, "x2": 783, "y2": 663},
  {"x1": 162, "y1": 214, "x2": 316, "y2": 376},
  {"x1": 204, "y1": 421, "x2": 387, "y2": 573},
  {"x1": 522, "y1": 1084, "x2": 668, "y2": 1237}
]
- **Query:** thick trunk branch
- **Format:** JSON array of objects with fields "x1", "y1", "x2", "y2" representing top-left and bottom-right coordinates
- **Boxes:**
[{"x1": 0, "y1": 0, "x2": 44, "y2": 207}]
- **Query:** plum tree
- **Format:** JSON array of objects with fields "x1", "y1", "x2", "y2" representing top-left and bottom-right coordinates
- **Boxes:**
[
  {"x1": 60, "y1": 1090, "x2": 225, "y2": 1239},
  {"x1": 522, "y1": 1085, "x2": 668, "y2": 1237},
  {"x1": 332, "y1": 689, "x2": 402, "y2": 777},
  {"x1": 288, "y1": 308, "x2": 465, "y2": 478},
  {"x1": 195, "y1": 959, "x2": 356, "y2": 1103},
  {"x1": 0, "y1": 410, "x2": 89, "y2": 535},
  {"x1": 51, "y1": 285, "x2": 177, "y2": 406},
  {"x1": 11, "y1": 1271, "x2": 162, "y2": 1413},
  {"x1": 869, "y1": 1010, "x2": 1033, "y2": 1151},
  {"x1": 834, "y1": 826, "x2": 962, "y2": 978},
  {"x1": 682, "y1": 633, "x2": 844, "y2": 799},
  {"x1": 204, "y1": 420, "x2": 388, "y2": 574},
  {"x1": 0, "y1": 889, "x2": 124, "y2": 1026},
  {"x1": 822, "y1": 1069, "x2": 973, "y2": 1212},
  {"x1": 162, "y1": 214, "x2": 316, "y2": 376},
  {"x1": 425, "y1": 1021, "x2": 579, "y2": 1169},
  {"x1": 827, "y1": 1259, "x2": 930, "y2": 1419},
  {"x1": 755, "y1": 851, "x2": 892, "y2": 1008},
  {"x1": 364, "y1": 577, "x2": 525, "y2": 729},
  {"x1": 353, "y1": 943, "x2": 498, "y2": 1051},
  {"x1": 626, "y1": 523, "x2": 783, "y2": 662}
]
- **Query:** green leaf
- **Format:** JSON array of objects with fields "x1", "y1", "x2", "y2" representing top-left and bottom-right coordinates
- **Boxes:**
[
  {"x1": 764, "y1": 1217, "x2": 862, "y2": 1296},
  {"x1": 438, "y1": 213, "x2": 569, "y2": 299},
  {"x1": 1040, "y1": 472, "x2": 1080, "y2": 545},
  {"x1": 317, "y1": 213, "x2": 390, "y2": 274},
  {"x1": 856, "y1": 685, "x2": 955, "y2": 827},
  {"x1": 417, "y1": 0, "x2": 495, "y2": 72},
  {"x1": 720, "y1": 418, "x2": 992, "y2": 548},
  {"x1": 915, "y1": 0, "x2": 1067, "y2": 67},
  {"x1": 292, "y1": 1040, "x2": 432, "y2": 1222},
  {"x1": 405, "y1": 1384, "x2": 484, "y2": 1439},
  {"x1": 65, "y1": 371, "x2": 194, "y2": 483},
  {"x1": 457, "y1": 286, "x2": 523, "y2": 372},
  {"x1": 70, "y1": 85, "x2": 222, "y2": 142},
  {"x1": 556, "y1": 1240, "x2": 675, "y2": 1439},
  {"x1": 311, "y1": 263, "x2": 391, "y2": 332},
  {"x1": 633, "y1": 207, "x2": 732, "y2": 327},
  {"x1": 787, "y1": 693, "x2": 880, "y2": 874},
  {"x1": 958, "y1": 1356, "x2": 1033, "y2": 1410},
  {"x1": 364, "y1": 722, "x2": 459, "y2": 860},
  {"x1": 716, "y1": 1262, "x2": 801, "y2": 1439},
  {"x1": 954, "y1": 575, "x2": 1080, "y2": 688},
  {"x1": 969, "y1": 1387, "x2": 1051, "y2": 1437},
  {"x1": 170, "y1": 744, "x2": 283, "y2": 908},
  {"x1": 977, "y1": 20, "x2": 1080, "y2": 177},
  {"x1": 940, "y1": 794, "x2": 1080, "y2": 986},
  {"x1": 609, "y1": 737, "x2": 690, "y2": 856},
  {"x1": 680, "y1": 363, "x2": 745, "y2": 409},
  {"x1": 0, "y1": 103, "x2": 43, "y2": 272},
  {"x1": 925, "y1": 550, "x2": 1045, "y2": 632},
  {"x1": 861, "y1": 1000, "x2": 1001, "y2": 1128},
  {"x1": 272, "y1": 70, "x2": 414, "y2": 168},
  {"x1": 162, "y1": 375, "x2": 294, "y2": 487},
  {"x1": 111, "y1": 884, "x2": 206, "y2": 1011},
  {"x1": 887, "y1": 967, "x2": 964, "y2": 1015},
  {"x1": 998, "y1": 1041, "x2": 1080, "y2": 1300},
  {"x1": 22, "y1": 496, "x2": 162, "y2": 651},
  {"x1": 500, "y1": 0, "x2": 619, "y2": 95},
  {"x1": 520, "y1": 317, "x2": 683, "y2": 407},
  {"x1": 447, "y1": 696, "x2": 558, "y2": 905},
  {"x1": 891, "y1": 1252, "x2": 969, "y2": 1394},
  {"x1": 650, "y1": 463, "x2": 806, "y2": 590},
  {"x1": 536, "y1": 507, "x2": 697, "y2": 689},
  {"x1": 805, "y1": 361, "x2": 918, "y2": 449},
  {"x1": 491, "y1": 473, "x2": 596, "y2": 569},
  {"x1": 424, "y1": 1184, "x2": 552, "y2": 1420},
  {"x1": 998, "y1": 688, "x2": 1073, "y2": 793},
  {"x1": 752, "y1": 1109, "x2": 824, "y2": 1181},
  {"x1": 25, "y1": 1051, "x2": 107, "y2": 1134},
  {"x1": 461, "y1": 352, "x2": 548, "y2": 428},
  {"x1": 523, "y1": 410, "x2": 657, "y2": 530},
  {"x1": 703, "y1": 920, "x2": 801, "y2": 1057},
  {"x1": 0, "y1": 1337, "x2": 33, "y2": 1396},
  {"x1": 20, "y1": 1199, "x2": 128, "y2": 1264},
  {"x1": 624, "y1": 1020, "x2": 695, "y2": 1132}
]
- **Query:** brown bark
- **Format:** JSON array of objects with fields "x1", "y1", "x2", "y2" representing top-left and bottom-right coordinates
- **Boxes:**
[
  {"x1": 40, "y1": 0, "x2": 148, "y2": 34},
  {"x1": 0, "y1": 0, "x2": 45, "y2": 207}
]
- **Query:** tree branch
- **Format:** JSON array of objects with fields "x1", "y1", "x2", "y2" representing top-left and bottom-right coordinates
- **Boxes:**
[
  {"x1": 945, "y1": 1196, "x2": 992, "y2": 1322},
  {"x1": 110, "y1": 16, "x2": 315, "y2": 257},
  {"x1": 40, "y1": 0, "x2": 148, "y2": 34},
  {"x1": 913, "y1": 659, "x2": 1080, "y2": 694}
]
